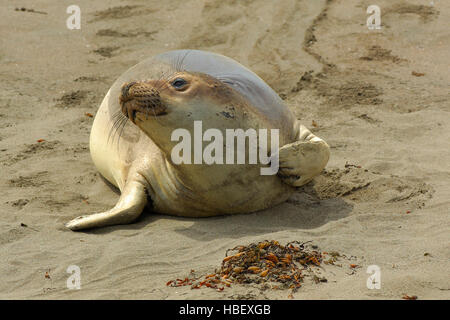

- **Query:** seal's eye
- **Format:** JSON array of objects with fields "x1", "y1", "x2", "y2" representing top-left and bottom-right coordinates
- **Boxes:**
[{"x1": 171, "y1": 78, "x2": 188, "y2": 90}]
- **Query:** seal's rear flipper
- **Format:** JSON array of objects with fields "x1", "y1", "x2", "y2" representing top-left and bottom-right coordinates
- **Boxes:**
[
  {"x1": 66, "y1": 179, "x2": 148, "y2": 231},
  {"x1": 277, "y1": 123, "x2": 330, "y2": 187}
]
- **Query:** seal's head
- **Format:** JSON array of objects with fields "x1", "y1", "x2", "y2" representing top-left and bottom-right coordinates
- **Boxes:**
[
  {"x1": 119, "y1": 71, "x2": 259, "y2": 154},
  {"x1": 119, "y1": 71, "x2": 237, "y2": 122}
]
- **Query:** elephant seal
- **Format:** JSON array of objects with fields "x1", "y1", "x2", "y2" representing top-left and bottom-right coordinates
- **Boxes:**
[{"x1": 66, "y1": 50, "x2": 330, "y2": 230}]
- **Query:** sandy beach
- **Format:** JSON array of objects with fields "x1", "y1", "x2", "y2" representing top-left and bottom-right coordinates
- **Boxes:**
[{"x1": 0, "y1": 0, "x2": 449, "y2": 299}]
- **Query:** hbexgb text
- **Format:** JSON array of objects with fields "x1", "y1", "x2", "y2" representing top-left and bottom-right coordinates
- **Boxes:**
[{"x1": 223, "y1": 304, "x2": 270, "y2": 315}]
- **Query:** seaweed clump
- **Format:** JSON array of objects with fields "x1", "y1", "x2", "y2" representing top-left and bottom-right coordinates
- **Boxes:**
[{"x1": 167, "y1": 240, "x2": 329, "y2": 293}]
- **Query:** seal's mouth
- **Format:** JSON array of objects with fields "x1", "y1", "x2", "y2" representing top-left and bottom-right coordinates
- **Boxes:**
[{"x1": 119, "y1": 81, "x2": 167, "y2": 124}]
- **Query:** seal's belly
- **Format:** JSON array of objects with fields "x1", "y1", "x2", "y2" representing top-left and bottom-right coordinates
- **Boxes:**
[{"x1": 148, "y1": 163, "x2": 294, "y2": 217}]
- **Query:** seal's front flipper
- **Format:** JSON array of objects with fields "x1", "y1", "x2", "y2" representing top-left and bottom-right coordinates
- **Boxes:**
[
  {"x1": 278, "y1": 123, "x2": 330, "y2": 187},
  {"x1": 66, "y1": 179, "x2": 148, "y2": 231}
]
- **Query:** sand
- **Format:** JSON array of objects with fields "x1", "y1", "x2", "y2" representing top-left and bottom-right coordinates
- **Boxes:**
[{"x1": 0, "y1": 0, "x2": 448, "y2": 299}]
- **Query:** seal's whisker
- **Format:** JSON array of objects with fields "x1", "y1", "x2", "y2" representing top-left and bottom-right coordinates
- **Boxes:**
[
  {"x1": 173, "y1": 50, "x2": 190, "y2": 72},
  {"x1": 158, "y1": 69, "x2": 170, "y2": 82},
  {"x1": 108, "y1": 111, "x2": 128, "y2": 146},
  {"x1": 112, "y1": 112, "x2": 125, "y2": 127},
  {"x1": 144, "y1": 99, "x2": 159, "y2": 121},
  {"x1": 156, "y1": 85, "x2": 171, "y2": 95},
  {"x1": 108, "y1": 112, "x2": 123, "y2": 144},
  {"x1": 173, "y1": 55, "x2": 182, "y2": 73},
  {"x1": 147, "y1": 71, "x2": 166, "y2": 94},
  {"x1": 155, "y1": 69, "x2": 173, "y2": 92},
  {"x1": 116, "y1": 116, "x2": 129, "y2": 151},
  {"x1": 157, "y1": 70, "x2": 178, "y2": 93},
  {"x1": 150, "y1": 105, "x2": 158, "y2": 120},
  {"x1": 158, "y1": 69, "x2": 170, "y2": 81},
  {"x1": 155, "y1": 79, "x2": 166, "y2": 93},
  {"x1": 109, "y1": 119, "x2": 123, "y2": 146},
  {"x1": 112, "y1": 110, "x2": 125, "y2": 127},
  {"x1": 179, "y1": 50, "x2": 191, "y2": 71},
  {"x1": 112, "y1": 115, "x2": 128, "y2": 151},
  {"x1": 148, "y1": 101, "x2": 162, "y2": 124}
]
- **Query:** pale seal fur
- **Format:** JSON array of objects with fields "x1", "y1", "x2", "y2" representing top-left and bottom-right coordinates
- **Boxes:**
[{"x1": 66, "y1": 50, "x2": 330, "y2": 230}]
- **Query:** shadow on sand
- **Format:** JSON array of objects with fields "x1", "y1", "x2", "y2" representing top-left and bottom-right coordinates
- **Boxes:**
[{"x1": 84, "y1": 181, "x2": 353, "y2": 240}]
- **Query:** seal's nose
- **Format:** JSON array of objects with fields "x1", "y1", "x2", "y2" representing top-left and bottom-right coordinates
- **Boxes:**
[
  {"x1": 120, "y1": 81, "x2": 137, "y2": 102},
  {"x1": 119, "y1": 80, "x2": 167, "y2": 120}
]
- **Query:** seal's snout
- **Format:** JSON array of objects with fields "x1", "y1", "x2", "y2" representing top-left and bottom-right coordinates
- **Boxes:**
[
  {"x1": 119, "y1": 81, "x2": 166, "y2": 123},
  {"x1": 121, "y1": 81, "x2": 137, "y2": 101}
]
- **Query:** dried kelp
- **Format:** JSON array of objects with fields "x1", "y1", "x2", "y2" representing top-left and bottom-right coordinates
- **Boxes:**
[{"x1": 167, "y1": 240, "x2": 336, "y2": 293}]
